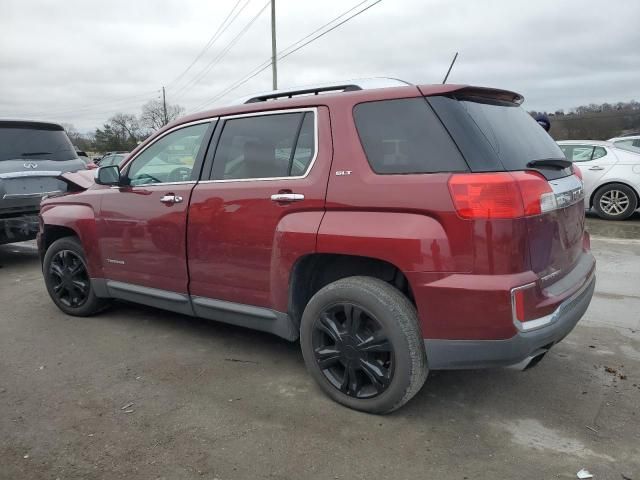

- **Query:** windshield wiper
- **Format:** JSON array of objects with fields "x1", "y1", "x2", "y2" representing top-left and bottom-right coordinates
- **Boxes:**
[
  {"x1": 21, "y1": 152, "x2": 52, "y2": 156},
  {"x1": 527, "y1": 158, "x2": 572, "y2": 169}
]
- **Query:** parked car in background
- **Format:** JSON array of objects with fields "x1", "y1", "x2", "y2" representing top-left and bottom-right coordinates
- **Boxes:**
[
  {"x1": 38, "y1": 79, "x2": 595, "y2": 413},
  {"x1": 98, "y1": 152, "x2": 128, "y2": 167},
  {"x1": 73, "y1": 147, "x2": 97, "y2": 169},
  {"x1": 608, "y1": 135, "x2": 640, "y2": 154},
  {"x1": 0, "y1": 120, "x2": 86, "y2": 244},
  {"x1": 558, "y1": 140, "x2": 640, "y2": 220}
]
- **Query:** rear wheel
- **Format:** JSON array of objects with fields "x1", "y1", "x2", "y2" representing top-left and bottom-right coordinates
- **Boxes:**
[
  {"x1": 593, "y1": 183, "x2": 637, "y2": 220},
  {"x1": 300, "y1": 276, "x2": 427, "y2": 414},
  {"x1": 43, "y1": 237, "x2": 111, "y2": 316}
]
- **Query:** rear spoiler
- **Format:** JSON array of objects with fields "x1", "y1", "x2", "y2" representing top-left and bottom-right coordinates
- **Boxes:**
[{"x1": 418, "y1": 85, "x2": 524, "y2": 105}]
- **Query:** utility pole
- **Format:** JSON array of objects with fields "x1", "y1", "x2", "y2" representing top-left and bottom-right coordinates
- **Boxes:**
[
  {"x1": 271, "y1": 0, "x2": 277, "y2": 90},
  {"x1": 162, "y1": 86, "x2": 168, "y2": 125}
]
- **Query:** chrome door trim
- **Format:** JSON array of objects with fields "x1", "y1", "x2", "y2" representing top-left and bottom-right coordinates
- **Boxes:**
[{"x1": 199, "y1": 107, "x2": 319, "y2": 184}]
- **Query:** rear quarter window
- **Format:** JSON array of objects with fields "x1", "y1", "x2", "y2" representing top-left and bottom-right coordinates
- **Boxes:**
[
  {"x1": 428, "y1": 96, "x2": 566, "y2": 174},
  {"x1": 353, "y1": 98, "x2": 468, "y2": 174}
]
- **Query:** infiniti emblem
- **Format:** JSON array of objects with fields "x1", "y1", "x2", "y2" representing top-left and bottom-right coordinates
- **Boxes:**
[{"x1": 23, "y1": 162, "x2": 38, "y2": 169}]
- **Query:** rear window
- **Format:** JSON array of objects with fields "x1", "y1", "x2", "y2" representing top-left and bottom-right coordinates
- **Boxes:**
[
  {"x1": 428, "y1": 96, "x2": 565, "y2": 172},
  {"x1": 0, "y1": 124, "x2": 77, "y2": 162},
  {"x1": 353, "y1": 98, "x2": 468, "y2": 174}
]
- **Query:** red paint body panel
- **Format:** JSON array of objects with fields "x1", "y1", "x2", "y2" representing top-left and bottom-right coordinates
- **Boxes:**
[
  {"x1": 39, "y1": 82, "x2": 594, "y2": 346},
  {"x1": 96, "y1": 184, "x2": 196, "y2": 293},
  {"x1": 186, "y1": 106, "x2": 333, "y2": 308},
  {"x1": 317, "y1": 211, "x2": 458, "y2": 273}
]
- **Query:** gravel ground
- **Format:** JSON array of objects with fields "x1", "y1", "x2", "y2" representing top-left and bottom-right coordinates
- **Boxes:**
[{"x1": 0, "y1": 215, "x2": 639, "y2": 480}]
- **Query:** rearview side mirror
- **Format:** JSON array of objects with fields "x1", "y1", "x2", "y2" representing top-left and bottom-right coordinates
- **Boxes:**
[{"x1": 95, "y1": 165, "x2": 121, "y2": 186}]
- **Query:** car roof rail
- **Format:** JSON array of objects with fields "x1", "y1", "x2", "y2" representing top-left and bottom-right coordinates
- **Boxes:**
[{"x1": 236, "y1": 77, "x2": 412, "y2": 104}]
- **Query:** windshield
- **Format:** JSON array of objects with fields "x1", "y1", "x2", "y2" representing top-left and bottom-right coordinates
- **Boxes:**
[{"x1": 0, "y1": 125, "x2": 78, "y2": 161}]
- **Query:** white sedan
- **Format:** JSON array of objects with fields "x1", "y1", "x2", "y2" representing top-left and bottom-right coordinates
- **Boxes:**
[
  {"x1": 608, "y1": 135, "x2": 640, "y2": 154},
  {"x1": 557, "y1": 140, "x2": 640, "y2": 220}
]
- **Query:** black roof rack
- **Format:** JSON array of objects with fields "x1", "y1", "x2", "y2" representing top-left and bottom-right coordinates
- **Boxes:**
[{"x1": 244, "y1": 84, "x2": 363, "y2": 103}]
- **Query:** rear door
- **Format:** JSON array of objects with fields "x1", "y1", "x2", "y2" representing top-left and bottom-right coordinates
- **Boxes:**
[
  {"x1": 187, "y1": 107, "x2": 331, "y2": 310},
  {"x1": 558, "y1": 144, "x2": 616, "y2": 195}
]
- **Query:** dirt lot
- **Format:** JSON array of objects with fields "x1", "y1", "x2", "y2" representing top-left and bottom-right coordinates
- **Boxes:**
[{"x1": 1, "y1": 215, "x2": 639, "y2": 480}]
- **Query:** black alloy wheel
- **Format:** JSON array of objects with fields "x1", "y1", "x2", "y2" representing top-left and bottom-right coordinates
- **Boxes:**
[
  {"x1": 47, "y1": 249, "x2": 90, "y2": 308},
  {"x1": 312, "y1": 302, "x2": 394, "y2": 399}
]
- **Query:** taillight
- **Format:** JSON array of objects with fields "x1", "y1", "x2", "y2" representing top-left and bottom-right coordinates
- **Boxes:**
[
  {"x1": 448, "y1": 171, "x2": 554, "y2": 219},
  {"x1": 572, "y1": 164, "x2": 583, "y2": 180}
]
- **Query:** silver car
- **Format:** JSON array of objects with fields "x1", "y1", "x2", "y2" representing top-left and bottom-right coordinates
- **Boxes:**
[
  {"x1": 558, "y1": 140, "x2": 640, "y2": 220},
  {"x1": 0, "y1": 120, "x2": 86, "y2": 244}
]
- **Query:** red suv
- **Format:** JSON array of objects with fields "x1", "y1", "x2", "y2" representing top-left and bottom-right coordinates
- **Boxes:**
[{"x1": 38, "y1": 79, "x2": 595, "y2": 413}]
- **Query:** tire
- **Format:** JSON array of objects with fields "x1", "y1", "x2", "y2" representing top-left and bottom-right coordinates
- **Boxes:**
[
  {"x1": 300, "y1": 276, "x2": 428, "y2": 414},
  {"x1": 43, "y1": 236, "x2": 111, "y2": 316},
  {"x1": 593, "y1": 183, "x2": 638, "y2": 220}
]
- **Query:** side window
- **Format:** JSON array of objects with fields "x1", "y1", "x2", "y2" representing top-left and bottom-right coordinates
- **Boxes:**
[
  {"x1": 353, "y1": 98, "x2": 467, "y2": 174},
  {"x1": 591, "y1": 146, "x2": 607, "y2": 160},
  {"x1": 211, "y1": 111, "x2": 315, "y2": 180},
  {"x1": 127, "y1": 123, "x2": 209, "y2": 186},
  {"x1": 560, "y1": 145, "x2": 595, "y2": 162}
]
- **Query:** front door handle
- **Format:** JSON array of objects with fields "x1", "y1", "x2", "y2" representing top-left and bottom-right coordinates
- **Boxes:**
[
  {"x1": 588, "y1": 166, "x2": 605, "y2": 171},
  {"x1": 270, "y1": 193, "x2": 305, "y2": 203},
  {"x1": 160, "y1": 194, "x2": 183, "y2": 204}
]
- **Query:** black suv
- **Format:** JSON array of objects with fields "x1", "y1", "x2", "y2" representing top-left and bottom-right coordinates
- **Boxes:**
[{"x1": 0, "y1": 120, "x2": 86, "y2": 245}]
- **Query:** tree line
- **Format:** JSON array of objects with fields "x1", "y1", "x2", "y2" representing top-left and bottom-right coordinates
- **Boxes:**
[
  {"x1": 63, "y1": 99, "x2": 185, "y2": 153},
  {"x1": 530, "y1": 100, "x2": 640, "y2": 140}
]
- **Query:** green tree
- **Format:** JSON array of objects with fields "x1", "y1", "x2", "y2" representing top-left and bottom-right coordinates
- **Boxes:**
[{"x1": 94, "y1": 114, "x2": 141, "y2": 152}]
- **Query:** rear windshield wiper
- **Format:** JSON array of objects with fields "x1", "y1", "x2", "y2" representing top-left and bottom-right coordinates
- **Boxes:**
[
  {"x1": 526, "y1": 158, "x2": 572, "y2": 169},
  {"x1": 21, "y1": 152, "x2": 52, "y2": 156}
]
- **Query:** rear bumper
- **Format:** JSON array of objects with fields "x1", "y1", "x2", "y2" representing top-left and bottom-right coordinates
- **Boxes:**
[{"x1": 424, "y1": 274, "x2": 595, "y2": 369}]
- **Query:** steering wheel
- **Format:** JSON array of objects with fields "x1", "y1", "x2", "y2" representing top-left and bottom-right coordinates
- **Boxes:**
[{"x1": 167, "y1": 166, "x2": 192, "y2": 183}]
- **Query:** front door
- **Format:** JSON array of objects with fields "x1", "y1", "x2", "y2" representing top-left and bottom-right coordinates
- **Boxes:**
[
  {"x1": 187, "y1": 108, "x2": 331, "y2": 311},
  {"x1": 97, "y1": 121, "x2": 213, "y2": 294}
]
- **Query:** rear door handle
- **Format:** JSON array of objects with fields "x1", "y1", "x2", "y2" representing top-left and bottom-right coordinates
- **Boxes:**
[
  {"x1": 160, "y1": 194, "x2": 183, "y2": 204},
  {"x1": 270, "y1": 193, "x2": 305, "y2": 203},
  {"x1": 588, "y1": 166, "x2": 605, "y2": 171}
]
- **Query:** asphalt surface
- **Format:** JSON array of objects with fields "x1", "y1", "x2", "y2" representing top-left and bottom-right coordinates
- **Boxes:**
[{"x1": 1, "y1": 214, "x2": 639, "y2": 480}]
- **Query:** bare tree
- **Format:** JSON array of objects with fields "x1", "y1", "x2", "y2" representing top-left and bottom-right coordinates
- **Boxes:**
[
  {"x1": 140, "y1": 100, "x2": 185, "y2": 132},
  {"x1": 111, "y1": 113, "x2": 141, "y2": 141}
]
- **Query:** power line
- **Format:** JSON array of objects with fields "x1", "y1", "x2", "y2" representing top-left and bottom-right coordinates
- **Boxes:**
[
  {"x1": 172, "y1": 1, "x2": 269, "y2": 101},
  {"x1": 165, "y1": 0, "x2": 245, "y2": 90},
  {"x1": 188, "y1": 0, "x2": 382, "y2": 113},
  {"x1": 168, "y1": 0, "x2": 254, "y2": 94}
]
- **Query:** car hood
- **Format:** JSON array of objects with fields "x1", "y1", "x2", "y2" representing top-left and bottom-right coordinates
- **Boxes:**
[{"x1": 58, "y1": 169, "x2": 95, "y2": 191}]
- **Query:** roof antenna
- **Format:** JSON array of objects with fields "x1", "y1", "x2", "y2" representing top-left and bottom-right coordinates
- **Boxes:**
[{"x1": 442, "y1": 52, "x2": 459, "y2": 84}]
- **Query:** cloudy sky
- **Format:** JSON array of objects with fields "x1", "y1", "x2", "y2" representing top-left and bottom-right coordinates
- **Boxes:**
[{"x1": 2, "y1": 0, "x2": 639, "y2": 131}]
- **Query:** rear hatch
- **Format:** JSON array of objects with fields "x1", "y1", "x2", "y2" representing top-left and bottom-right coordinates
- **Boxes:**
[
  {"x1": 0, "y1": 121, "x2": 86, "y2": 212},
  {"x1": 426, "y1": 88, "x2": 586, "y2": 280}
]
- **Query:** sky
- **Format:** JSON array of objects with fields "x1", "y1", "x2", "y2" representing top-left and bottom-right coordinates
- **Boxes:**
[{"x1": 1, "y1": 0, "x2": 639, "y2": 132}]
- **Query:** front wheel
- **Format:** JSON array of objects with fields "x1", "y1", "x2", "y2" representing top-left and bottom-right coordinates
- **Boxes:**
[
  {"x1": 300, "y1": 276, "x2": 428, "y2": 414},
  {"x1": 43, "y1": 236, "x2": 111, "y2": 316},
  {"x1": 593, "y1": 183, "x2": 638, "y2": 220}
]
